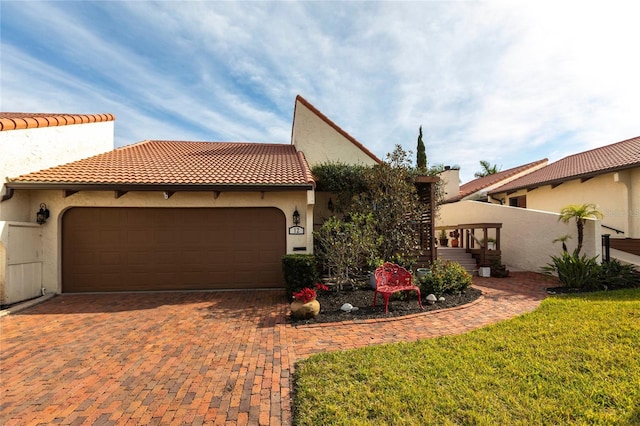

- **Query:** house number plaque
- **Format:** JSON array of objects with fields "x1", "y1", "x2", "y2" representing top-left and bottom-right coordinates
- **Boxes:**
[{"x1": 288, "y1": 226, "x2": 305, "y2": 235}]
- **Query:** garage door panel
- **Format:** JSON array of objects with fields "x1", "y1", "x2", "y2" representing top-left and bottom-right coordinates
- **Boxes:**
[{"x1": 63, "y1": 207, "x2": 286, "y2": 292}]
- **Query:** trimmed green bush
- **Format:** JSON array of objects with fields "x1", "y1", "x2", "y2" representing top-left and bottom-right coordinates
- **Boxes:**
[
  {"x1": 282, "y1": 254, "x2": 319, "y2": 299},
  {"x1": 419, "y1": 259, "x2": 472, "y2": 297}
]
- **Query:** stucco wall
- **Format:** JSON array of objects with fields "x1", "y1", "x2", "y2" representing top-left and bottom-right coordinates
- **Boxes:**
[
  {"x1": 0, "y1": 120, "x2": 115, "y2": 304},
  {"x1": 9, "y1": 188, "x2": 313, "y2": 295},
  {"x1": 438, "y1": 169, "x2": 460, "y2": 200},
  {"x1": 0, "y1": 121, "x2": 114, "y2": 184},
  {"x1": 439, "y1": 201, "x2": 601, "y2": 272},
  {"x1": 491, "y1": 169, "x2": 638, "y2": 238},
  {"x1": 292, "y1": 102, "x2": 379, "y2": 167},
  {"x1": 0, "y1": 120, "x2": 115, "y2": 223}
]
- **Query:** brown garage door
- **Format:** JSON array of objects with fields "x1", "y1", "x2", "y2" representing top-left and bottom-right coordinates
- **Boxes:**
[{"x1": 62, "y1": 207, "x2": 286, "y2": 292}]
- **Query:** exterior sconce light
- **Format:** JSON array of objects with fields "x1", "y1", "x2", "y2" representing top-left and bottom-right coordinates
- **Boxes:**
[
  {"x1": 36, "y1": 203, "x2": 50, "y2": 225},
  {"x1": 327, "y1": 198, "x2": 334, "y2": 212},
  {"x1": 293, "y1": 208, "x2": 300, "y2": 226}
]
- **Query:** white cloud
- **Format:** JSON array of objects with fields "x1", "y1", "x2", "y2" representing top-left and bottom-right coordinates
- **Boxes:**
[{"x1": 2, "y1": 1, "x2": 638, "y2": 182}]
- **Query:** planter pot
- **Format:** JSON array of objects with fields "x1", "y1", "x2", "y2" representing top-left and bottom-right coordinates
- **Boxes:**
[
  {"x1": 451, "y1": 239, "x2": 459, "y2": 247},
  {"x1": 290, "y1": 299, "x2": 320, "y2": 319},
  {"x1": 479, "y1": 267, "x2": 491, "y2": 277},
  {"x1": 487, "y1": 242, "x2": 495, "y2": 250},
  {"x1": 416, "y1": 268, "x2": 431, "y2": 281},
  {"x1": 369, "y1": 272, "x2": 377, "y2": 289},
  {"x1": 439, "y1": 238, "x2": 448, "y2": 247}
]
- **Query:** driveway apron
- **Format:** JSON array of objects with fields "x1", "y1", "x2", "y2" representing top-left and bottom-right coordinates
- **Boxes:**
[{"x1": 0, "y1": 272, "x2": 549, "y2": 425}]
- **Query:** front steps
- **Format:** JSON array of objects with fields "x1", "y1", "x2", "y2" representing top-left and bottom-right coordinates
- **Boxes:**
[{"x1": 437, "y1": 247, "x2": 477, "y2": 274}]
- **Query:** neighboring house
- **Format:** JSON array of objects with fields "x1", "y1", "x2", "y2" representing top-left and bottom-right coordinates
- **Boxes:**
[
  {"x1": 0, "y1": 113, "x2": 115, "y2": 305},
  {"x1": 0, "y1": 96, "x2": 382, "y2": 302},
  {"x1": 488, "y1": 136, "x2": 640, "y2": 241},
  {"x1": 440, "y1": 136, "x2": 639, "y2": 272},
  {"x1": 442, "y1": 159, "x2": 548, "y2": 203}
]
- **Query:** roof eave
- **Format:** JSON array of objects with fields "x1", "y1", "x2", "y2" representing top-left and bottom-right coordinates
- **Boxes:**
[
  {"x1": 4, "y1": 182, "x2": 314, "y2": 194},
  {"x1": 488, "y1": 163, "x2": 640, "y2": 195}
]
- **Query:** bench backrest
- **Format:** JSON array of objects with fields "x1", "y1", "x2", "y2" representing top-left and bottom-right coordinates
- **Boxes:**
[{"x1": 375, "y1": 262, "x2": 413, "y2": 288}]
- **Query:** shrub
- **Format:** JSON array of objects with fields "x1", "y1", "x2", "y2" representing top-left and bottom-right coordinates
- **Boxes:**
[
  {"x1": 350, "y1": 146, "x2": 425, "y2": 267},
  {"x1": 313, "y1": 213, "x2": 380, "y2": 285},
  {"x1": 541, "y1": 252, "x2": 601, "y2": 290},
  {"x1": 599, "y1": 259, "x2": 640, "y2": 289},
  {"x1": 282, "y1": 255, "x2": 319, "y2": 299},
  {"x1": 312, "y1": 162, "x2": 368, "y2": 213},
  {"x1": 419, "y1": 259, "x2": 472, "y2": 297}
]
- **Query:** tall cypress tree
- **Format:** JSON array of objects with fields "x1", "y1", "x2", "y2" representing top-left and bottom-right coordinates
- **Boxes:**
[{"x1": 416, "y1": 126, "x2": 427, "y2": 170}]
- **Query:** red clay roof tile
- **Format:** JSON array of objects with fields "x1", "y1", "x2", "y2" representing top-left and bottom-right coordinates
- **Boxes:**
[
  {"x1": 0, "y1": 112, "x2": 115, "y2": 131},
  {"x1": 9, "y1": 140, "x2": 315, "y2": 188},
  {"x1": 489, "y1": 136, "x2": 640, "y2": 194},
  {"x1": 448, "y1": 159, "x2": 548, "y2": 202}
]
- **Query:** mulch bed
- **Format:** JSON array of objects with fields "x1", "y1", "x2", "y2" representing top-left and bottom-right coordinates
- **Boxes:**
[{"x1": 289, "y1": 286, "x2": 483, "y2": 325}]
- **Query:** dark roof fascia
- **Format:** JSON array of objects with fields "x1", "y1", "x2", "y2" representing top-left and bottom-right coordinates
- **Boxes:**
[
  {"x1": 488, "y1": 163, "x2": 640, "y2": 195},
  {"x1": 4, "y1": 182, "x2": 314, "y2": 193}
]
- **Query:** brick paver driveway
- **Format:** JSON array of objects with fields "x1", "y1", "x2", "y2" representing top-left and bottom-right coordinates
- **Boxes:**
[{"x1": 1, "y1": 272, "x2": 549, "y2": 425}]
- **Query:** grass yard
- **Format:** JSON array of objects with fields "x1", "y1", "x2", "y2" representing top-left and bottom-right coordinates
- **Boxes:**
[{"x1": 293, "y1": 289, "x2": 640, "y2": 425}]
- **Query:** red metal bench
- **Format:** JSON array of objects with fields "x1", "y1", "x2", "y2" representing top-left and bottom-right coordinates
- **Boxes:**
[{"x1": 373, "y1": 262, "x2": 424, "y2": 314}]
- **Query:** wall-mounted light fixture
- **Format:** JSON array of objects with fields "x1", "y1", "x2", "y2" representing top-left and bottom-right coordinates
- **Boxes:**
[
  {"x1": 293, "y1": 208, "x2": 300, "y2": 226},
  {"x1": 327, "y1": 198, "x2": 334, "y2": 212},
  {"x1": 36, "y1": 203, "x2": 50, "y2": 225}
]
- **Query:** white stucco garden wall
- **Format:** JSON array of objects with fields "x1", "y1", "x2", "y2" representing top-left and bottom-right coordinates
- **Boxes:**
[
  {"x1": 291, "y1": 101, "x2": 379, "y2": 167},
  {"x1": 4, "y1": 188, "x2": 313, "y2": 296},
  {"x1": 439, "y1": 200, "x2": 601, "y2": 272}
]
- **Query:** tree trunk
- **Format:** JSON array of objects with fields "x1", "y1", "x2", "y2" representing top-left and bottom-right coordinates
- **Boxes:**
[{"x1": 576, "y1": 219, "x2": 584, "y2": 254}]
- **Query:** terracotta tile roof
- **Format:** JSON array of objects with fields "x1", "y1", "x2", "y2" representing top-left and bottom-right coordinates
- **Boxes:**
[
  {"x1": 294, "y1": 95, "x2": 382, "y2": 164},
  {"x1": 8, "y1": 140, "x2": 315, "y2": 189},
  {"x1": 0, "y1": 112, "x2": 115, "y2": 131},
  {"x1": 489, "y1": 136, "x2": 640, "y2": 194},
  {"x1": 447, "y1": 159, "x2": 548, "y2": 202}
]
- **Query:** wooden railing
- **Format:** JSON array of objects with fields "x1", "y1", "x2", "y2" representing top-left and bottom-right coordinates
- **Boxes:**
[{"x1": 435, "y1": 223, "x2": 502, "y2": 267}]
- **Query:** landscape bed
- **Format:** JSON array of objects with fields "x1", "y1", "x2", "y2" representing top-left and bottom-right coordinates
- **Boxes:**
[{"x1": 289, "y1": 286, "x2": 482, "y2": 325}]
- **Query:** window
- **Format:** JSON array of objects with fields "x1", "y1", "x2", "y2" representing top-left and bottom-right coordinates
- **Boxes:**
[{"x1": 509, "y1": 195, "x2": 526, "y2": 208}]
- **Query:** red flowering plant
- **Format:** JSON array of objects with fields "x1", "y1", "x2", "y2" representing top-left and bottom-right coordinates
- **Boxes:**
[{"x1": 292, "y1": 283, "x2": 329, "y2": 303}]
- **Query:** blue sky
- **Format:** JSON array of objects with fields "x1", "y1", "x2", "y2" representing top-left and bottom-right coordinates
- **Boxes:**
[{"x1": 2, "y1": 1, "x2": 639, "y2": 182}]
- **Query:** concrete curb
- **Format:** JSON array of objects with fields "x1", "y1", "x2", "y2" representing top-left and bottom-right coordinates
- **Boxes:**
[{"x1": 0, "y1": 293, "x2": 57, "y2": 317}]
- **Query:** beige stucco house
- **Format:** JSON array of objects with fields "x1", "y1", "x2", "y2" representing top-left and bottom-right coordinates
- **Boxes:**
[
  {"x1": 488, "y1": 136, "x2": 640, "y2": 242},
  {"x1": 0, "y1": 96, "x2": 381, "y2": 303},
  {"x1": 438, "y1": 136, "x2": 638, "y2": 273},
  {"x1": 437, "y1": 137, "x2": 640, "y2": 272}
]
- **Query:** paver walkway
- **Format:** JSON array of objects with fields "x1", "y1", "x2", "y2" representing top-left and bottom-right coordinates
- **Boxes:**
[{"x1": 0, "y1": 272, "x2": 550, "y2": 425}]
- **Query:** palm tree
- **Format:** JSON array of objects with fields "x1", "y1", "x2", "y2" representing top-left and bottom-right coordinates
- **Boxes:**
[
  {"x1": 558, "y1": 204, "x2": 604, "y2": 255},
  {"x1": 552, "y1": 234, "x2": 572, "y2": 252},
  {"x1": 474, "y1": 160, "x2": 500, "y2": 178}
]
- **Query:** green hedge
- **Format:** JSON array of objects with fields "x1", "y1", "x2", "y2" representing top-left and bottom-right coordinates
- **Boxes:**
[{"x1": 282, "y1": 254, "x2": 319, "y2": 299}]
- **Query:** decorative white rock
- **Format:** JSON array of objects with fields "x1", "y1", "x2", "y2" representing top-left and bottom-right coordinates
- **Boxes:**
[
  {"x1": 426, "y1": 294, "x2": 437, "y2": 304},
  {"x1": 341, "y1": 303, "x2": 354, "y2": 312},
  {"x1": 439, "y1": 296, "x2": 446, "y2": 302}
]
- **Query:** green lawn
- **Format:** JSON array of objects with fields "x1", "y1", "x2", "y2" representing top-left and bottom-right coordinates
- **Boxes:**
[{"x1": 293, "y1": 289, "x2": 640, "y2": 425}]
